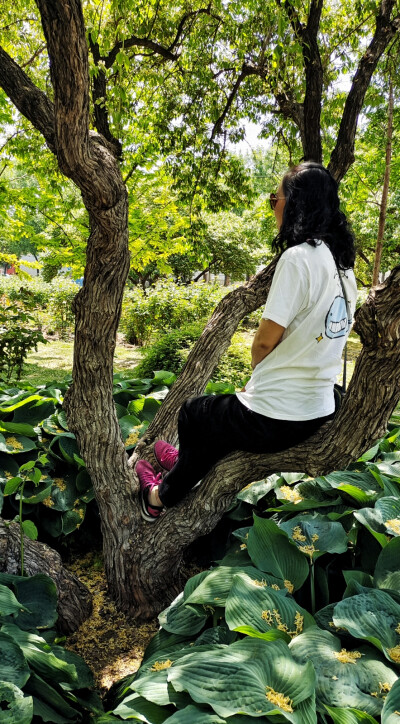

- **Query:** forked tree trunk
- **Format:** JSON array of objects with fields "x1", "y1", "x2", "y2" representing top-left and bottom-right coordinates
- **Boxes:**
[{"x1": 0, "y1": 0, "x2": 400, "y2": 621}]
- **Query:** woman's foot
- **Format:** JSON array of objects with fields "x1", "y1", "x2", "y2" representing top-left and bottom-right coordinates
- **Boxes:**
[
  {"x1": 136, "y1": 460, "x2": 163, "y2": 522},
  {"x1": 154, "y1": 440, "x2": 178, "y2": 471}
]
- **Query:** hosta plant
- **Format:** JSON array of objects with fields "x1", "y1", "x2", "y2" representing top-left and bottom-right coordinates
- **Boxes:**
[
  {"x1": 105, "y1": 426, "x2": 400, "y2": 724},
  {"x1": 0, "y1": 370, "x2": 178, "y2": 539},
  {"x1": 0, "y1": 572, "x2": 103, "y2": 723}
]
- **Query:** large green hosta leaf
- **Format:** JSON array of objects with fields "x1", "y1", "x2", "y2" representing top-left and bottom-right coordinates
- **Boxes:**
[
  {"x1": 247, "y1": 516, "x2": 309, "y2": 591},
  {"x1": 289, "y1": 627, "x2": 397, "y2": 716},
  {"x1": 356, "y1": 496, "x2": 400, "y2": 537},
  {"x1": 332, "y1": 589, "x2": 400, "y2": 664},
  {"x1": 12, "y1": 398, "x2": 57, "y2": 426},
  {"x1": 47, "y1": 473, "x2": 79, "y2": 512},
  {"x1": 381, "y1": 677, "x2": 400, "y2": 723},
  {"x1": 24, "y1": 671, "x2": 81, "y2": 722},
  {"x1": 184, "y1": 565, "x2": 287, "y2": 607},
  {"x1": 158, "y1": 574, "x2": 210, "y2": 636},
  {"x1": 163, "y1": 705, "x2": 266, "y2": 723},
  {"x1": 0, "y1": 682, "x2": 33, "y2": 724},
  {"x1": 162, "y1": 705, "x2": 226, "y2": 724},
  {"x1": 0, "y1": 421, "x2": 36, "y2": 437},
  {"x1": 321, "y1": 470, "x2": 381, "y2": 503},
  {"x1": 324, "y1": 705, "x2": 379, "y2": 723},
  {"x1": 0, "y1": 433, "x2": 36, "y2": 454},
  {"x1": 0, "y1": 583, "x2": 29, "y2": 617},
  {"x1": 167, "y1": 637, "x2": 316, "y2": 722},
  {"x1": 112, "y1": 691, "x2": 170, "y2": 722},
  {"x1": 0, "y1": 574, "x2": 57, "y2": 630},
  {"x1": 279, "y1": 513, "x2": 348, "y2": 560},
  {"x1": 0, "y1": 631, "x2": 30, "y2": 688},
  {"x1": 225, "y1": 571, "x2": 313, "y2": 641},
  {"x1": 236, "y1": 475, "x2": 279, "y2": 505},
  {"x1": 132, "y1": 645, "x2": 222, "y2": 708},
  {"x1": 375, "y1": 497, "x2": 400, "y2": 537},
  {"x1": 0, "y1": 624, "x2": 79, "y2": 686},
  {"x1": 374, "y1": 537, "x2": 400, "y2": 591}
]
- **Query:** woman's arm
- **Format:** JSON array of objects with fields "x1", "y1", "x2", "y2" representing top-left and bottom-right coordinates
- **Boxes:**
[{"x1": 251, "y1": 318, "x2": 285, "y2": 369}]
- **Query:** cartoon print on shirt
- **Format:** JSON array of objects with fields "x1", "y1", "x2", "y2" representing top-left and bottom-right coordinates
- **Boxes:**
[
  {"x1": 325, "y1": 295, "x2": 348, "y2": 339},
  {"x1": 315, "y1": 333, "x2": 323, "y2": 343}
]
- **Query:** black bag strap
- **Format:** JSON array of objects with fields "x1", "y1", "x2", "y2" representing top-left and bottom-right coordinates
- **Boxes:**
[{"x1": 334, "y1": 260, "x2": 351, "y2": 393}]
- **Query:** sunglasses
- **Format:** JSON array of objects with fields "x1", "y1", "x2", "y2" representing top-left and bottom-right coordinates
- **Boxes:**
[{"x1": 269, "y1": 193, "x2": 285, "y2": 210}]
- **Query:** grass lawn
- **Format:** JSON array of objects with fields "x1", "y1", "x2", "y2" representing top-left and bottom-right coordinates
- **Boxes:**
[
  {"x1": 17, "y1": 334, "x2": 400, "y2": 426},
  {"x1": 21, "y1": 340, "x2": 143, "y2": 386}
]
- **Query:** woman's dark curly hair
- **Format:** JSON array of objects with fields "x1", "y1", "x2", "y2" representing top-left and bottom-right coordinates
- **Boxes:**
[{"x1": 272, "y1": 161, "x2": 356, "y2": 269}]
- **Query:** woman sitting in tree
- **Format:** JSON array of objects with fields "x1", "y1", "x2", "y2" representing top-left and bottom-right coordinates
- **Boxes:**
[{"x1": 136, "y1": 161, "x2": 357, "y2": 521}]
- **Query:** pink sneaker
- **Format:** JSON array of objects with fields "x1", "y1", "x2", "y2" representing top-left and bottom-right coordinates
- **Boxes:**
[
  {"x1": 136, "y1": 460, "x2": 163, "y2": 522},
  {"x1": 154, "y1": 440, "x2": 178, "y2": 472}
]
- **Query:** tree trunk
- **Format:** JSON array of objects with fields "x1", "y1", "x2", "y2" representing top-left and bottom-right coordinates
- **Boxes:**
[
  {"x1": 0, "y1": 518, "x2": 92, "y2": 634},
  {"x1": 372, "y1": 79, "x2": 393, "y2": 287}
]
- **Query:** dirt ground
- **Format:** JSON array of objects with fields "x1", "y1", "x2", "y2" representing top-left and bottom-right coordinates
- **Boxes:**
[{"x1": 65, "y1": 552, "x2": 158, "y2": 693}]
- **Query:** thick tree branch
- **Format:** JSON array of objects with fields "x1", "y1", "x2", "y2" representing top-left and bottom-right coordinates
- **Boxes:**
[
  {"x1": 31, "y1": 0, "x2": 124, "y2": 210},
  {"x1": 35, "y1": 0, "x2": 90, "y2": 178},
  {"x1": 211, "y1": 63, "x2": 258, "y2": 140},
  {"x1": 277, "y1": 0, "x2": 323, "y2": 161},
  {"x1": 167, "y1": 6, "x2": 222, "y2": 52},
  {"x1": 0, "y1": 45, "x2": 55, "y2": 152},
  {"x1": 105, "y1": 35, "x2": 178, "y2": 67},
  {"x1": 329, "y1": 0, "x2": 400, "y2": 182},
  {"x1": 302, "y1": 0, "x2": 324, "y2": 161},
  {"x1": 89, "y1": 39, "x2": 122, "y2": 158},
  {"x1": 102, "y1": 6, "x2": 222, "y2": 68}
]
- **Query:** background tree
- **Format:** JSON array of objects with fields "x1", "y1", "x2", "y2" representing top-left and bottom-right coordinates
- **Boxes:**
[{"x1": 0, "y1": 0, "x2": 399, "y2": 620}]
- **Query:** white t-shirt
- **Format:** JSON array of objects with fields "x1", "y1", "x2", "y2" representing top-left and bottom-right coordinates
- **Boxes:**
[{"x1": 236, "y1": 240, "x2": 357, "y2": 421}]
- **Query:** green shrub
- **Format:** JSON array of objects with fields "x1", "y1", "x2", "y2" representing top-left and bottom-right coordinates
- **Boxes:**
[
  {"x1": 135, "y1": 327, "x2": 252, "y2": 388},
  {"x1": 120, "y1": 285, "x2": 152, "y2": 345},
  {"x1": 134, "y1": 322, "x2": 204, "y2": 377},
  {"x1": 46, "y1": 278, "x2": 77, "y2": 338},
  {"x1": 212, "y1": 332, "x2": 252, "y2": 387},
  {"x1": 120, "y1": 281, "x2": 227, "y2": 345},
  {"x1": 0, "y1": 275, "x2": 50, "y2": 308},
  {"x1": 0, "y1": 276, "x2": 77, "y2": 338},
  {"x1": 0, "y1": 288, "x2": 47, "y2": 381}
]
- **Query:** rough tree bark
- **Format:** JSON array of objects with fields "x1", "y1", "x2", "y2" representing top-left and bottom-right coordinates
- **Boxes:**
[
  {"x1": 329, "y1": 0, "x2": 400, "y2": 182},
  {"x1": 372, "y1": 78, "x2": 394, "y2": 286},
  {"x1": 0, "y1": 0, "x2": 399, "y2": 621},
  {"x1": 275, "y1": 0, "x2": 400, "y2": 179},
  {"x1": 277, "y1": 0, "x2": 324, "y2": 163},
  {"x1": 0, "y1": 518, "x2": 92, "y2": 633}
]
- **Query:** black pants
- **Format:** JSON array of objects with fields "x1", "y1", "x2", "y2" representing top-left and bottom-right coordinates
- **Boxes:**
[{"x1": 158, "y1": 394, "x2": 333, "y2": 507}]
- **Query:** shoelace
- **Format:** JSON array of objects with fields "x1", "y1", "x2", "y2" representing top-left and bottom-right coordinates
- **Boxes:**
[
  {"x1": 161, "y1": 449, "x2": 178, "y2": 466},
  {"x1": 142, "y1": 470, "x2": 162, "y2": 489}
]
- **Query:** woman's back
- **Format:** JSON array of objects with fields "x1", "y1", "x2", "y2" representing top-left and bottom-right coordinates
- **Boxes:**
[{"x1": 236, "y1": 240, "x2": 357, "y2": 420}]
